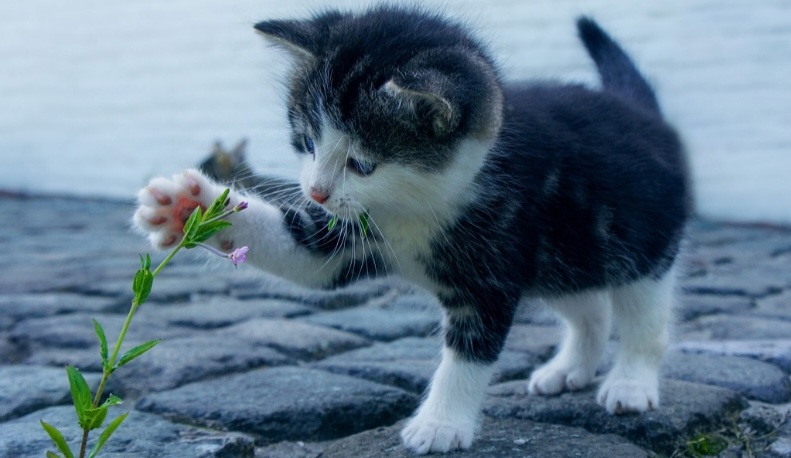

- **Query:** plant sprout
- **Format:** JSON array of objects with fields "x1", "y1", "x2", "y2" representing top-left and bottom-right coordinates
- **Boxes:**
[
  {"x1": 40, "y1": 189, "x2": 246, "y2": 458},
  {"x1": 327, "y1": 211, "x2": 370, "y2": 238}
]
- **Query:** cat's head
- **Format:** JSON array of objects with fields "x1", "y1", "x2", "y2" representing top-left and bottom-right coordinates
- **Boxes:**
[{"x1": 255, "y1": 6, "x2": 503, "y2": 222}]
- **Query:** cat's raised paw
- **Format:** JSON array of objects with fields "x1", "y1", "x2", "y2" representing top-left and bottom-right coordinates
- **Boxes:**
[
  {"x1": 401, "y1": 416, "x2": 474, "y2": 455},
  {"x1": 596, "y1": 377, "x2": 658, "y2": 414},
  {"x1": 133, "y1": 169, "x2": 219, "y2": 249}
]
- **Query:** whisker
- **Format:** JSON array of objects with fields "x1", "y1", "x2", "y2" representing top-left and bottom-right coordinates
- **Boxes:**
[{"x1": 365, "y1": 213, "x2": 400, "y2": 275}]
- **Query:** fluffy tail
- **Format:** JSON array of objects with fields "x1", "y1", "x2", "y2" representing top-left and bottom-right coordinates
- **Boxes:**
[{"x1": 577, "y1": 16, "x2": 661, "y2": 116}]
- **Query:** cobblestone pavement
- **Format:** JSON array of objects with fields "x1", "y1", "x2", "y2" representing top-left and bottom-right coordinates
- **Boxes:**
[{"x1": 0, "y1": 193, "x2": 789, "y2": 457}]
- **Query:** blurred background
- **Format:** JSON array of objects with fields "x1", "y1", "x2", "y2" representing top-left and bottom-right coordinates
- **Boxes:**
[{"x1": 1, "y1": 0, "x2": 789, "y2": 223}]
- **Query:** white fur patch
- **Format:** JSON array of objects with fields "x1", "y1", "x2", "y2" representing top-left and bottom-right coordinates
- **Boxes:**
[
  {"x1": 528, "y1": 267, "x2": 677, "y2": 416},
  {"x1": 401, "y1": 347, "x2": 495, "y2": 454},
  {"x1": 597, "y1": 265, "x2": 677, "y2": 413},
  {"x1": 133, "y1": 169, "x2": 353, "y2": 288},
  {"x1": 528, "y1": 291, "x2": 611, "y2": 395},
  {"x1": 365, "y1": 139, "x2": 492, "y2": 291},
  {"x1": 306, "y1": 115, "x2": 493, "y2": 292}
]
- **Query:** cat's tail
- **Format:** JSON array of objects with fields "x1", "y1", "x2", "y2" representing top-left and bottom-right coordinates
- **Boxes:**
[{"x1": 577, "y1": 16, "x2": 662, "y2": 116}]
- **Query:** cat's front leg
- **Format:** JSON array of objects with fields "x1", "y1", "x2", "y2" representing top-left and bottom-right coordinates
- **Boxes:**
[
  {"x1": 401, "y1": 346, "x2": 494, "y2": 454},
  {"x1": 401, "y1": 300, "x2": 514, "y2": 454},
  {"x1": 133, "y1": 169, "x2": 346, "y2": 288}
]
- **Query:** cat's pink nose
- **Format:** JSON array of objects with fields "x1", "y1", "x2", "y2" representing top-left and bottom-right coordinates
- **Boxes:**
[{"x1": 310, "y1": 190, "x2": 330, "y2": 204}]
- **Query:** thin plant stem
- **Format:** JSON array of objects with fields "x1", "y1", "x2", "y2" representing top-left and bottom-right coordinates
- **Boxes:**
[
  {"x1": 90, "y1": 244, "x2": 182, "y2": 406},
  {"x1": 79, "y1": 429, "x2": 90, "y2": 458},
  {"x1": 80, "y1": 244, "x2": 185, "y2": 458},
  {"x1": 61, "y1": 191, "x2": 244, "y2": 458}
]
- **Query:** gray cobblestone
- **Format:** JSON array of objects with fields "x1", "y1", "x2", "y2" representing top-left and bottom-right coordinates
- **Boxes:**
[
  {"x1": 301, "y1": 302, "x2": 439, "y2": 341},
  {"x1": 662, "y1": 351, "x2": 791, "y2": 403},
  {"x1": 2, "y1": 193, "x2": 791, "y2": 456},
  {"x1": 136, "y1": 367, "x2": 417, "y2": 445},
  {"x1": 213, "y1": 318, "x2": 371, "y2": 360},
  {"x1": 0, "y1": 366, "x2": 101, "y2": 422},
  {"x1": 315, "y1": 418, "x2": 652, "y2": 458},
  {"x1": 484, "y1": 379, "x2": 748, "y2": 455},
  {"x1": 0, "y1": 406, "x2": 256, "y2": 458}
]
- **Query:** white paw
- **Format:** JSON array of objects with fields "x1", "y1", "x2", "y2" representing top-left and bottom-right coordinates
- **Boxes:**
[
  {"x1": 400, "y1": 415, "x2": 475, "y2": 455},
  {"x1": 597, "y1": 376, "x2": 658, "y2": 414},
  {"x1": 527, "y1": 359, "x2": 594, "y2": 395},
  {"x1": 133, "y1": 169, "x2": 222, "y2": 249}
]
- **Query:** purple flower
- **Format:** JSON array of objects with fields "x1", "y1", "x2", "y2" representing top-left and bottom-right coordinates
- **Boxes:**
[
  {"x1": 234, "y1": 201, "x2": 249, "y2": 212},
  {"x1": 228, "y1": 246, "x2": 249, "y2": 268}
]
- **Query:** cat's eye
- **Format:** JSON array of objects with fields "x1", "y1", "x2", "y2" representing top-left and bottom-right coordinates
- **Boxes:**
[
  {"x1": 346, "y1": 157, "x2": 377, "y2": 176},
  {"x1": 302, "y1": 135, "x2": 316, "y2": 158}
]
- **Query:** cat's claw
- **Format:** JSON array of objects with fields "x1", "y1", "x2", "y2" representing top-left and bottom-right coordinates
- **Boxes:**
[
  {"x1": 596, "y1": 376, "x2": 658, "y2": 414},
  {"x1": 133, "y1": 169, "x2": 219, "y2": 249},
  {"x1": 401, "y1": 415, "x2": 475, "y2": 455}
]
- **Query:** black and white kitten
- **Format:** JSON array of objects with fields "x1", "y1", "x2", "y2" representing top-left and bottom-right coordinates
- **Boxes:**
[{"x1": 134, "y1": 6, "x2": 689, "y2": 454}]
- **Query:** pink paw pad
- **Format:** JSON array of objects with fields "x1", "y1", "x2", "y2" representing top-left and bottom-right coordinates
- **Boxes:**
[{"x1": 133, "y1": 169, "x2": 218, "y2": 250}]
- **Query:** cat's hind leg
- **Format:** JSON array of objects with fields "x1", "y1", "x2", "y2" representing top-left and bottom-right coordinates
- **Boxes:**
[
  {"x1": 597, "y1": 266, "x2": 676, "y2": 414},
  {"x1": 528, "y1": 291, "x2": 611, "y2": 395}
]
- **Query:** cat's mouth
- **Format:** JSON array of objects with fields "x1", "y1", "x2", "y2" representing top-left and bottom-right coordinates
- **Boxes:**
[
  {"x1": 324, "y1": 199, "x2": 363, "y2": 219},
  {"x1": 324, "y1": 205, "x2": 371, "y2": 237}
]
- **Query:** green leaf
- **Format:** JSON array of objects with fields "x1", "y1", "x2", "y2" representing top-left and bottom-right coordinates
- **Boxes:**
[
  {"x1": 66, "y1": 366, "x2": 92, "y2": 428},
  {"x1": 83, "y1": 405, "x2": 108, "y2": 431},
  {"x1": 46, "y1": 451, "x2": 63, "y2": 458},
  {"x1": 81, "y1": 394, "x2": 121, "y2": 431},
  {"x1": 98, "y1": 394, "x2": 123, "y2": 410},
  {"x1": 327, "y1": 216, "x2": 338, "y2": 232},
  {"x1": 116, "y1": 339, "x2": 160, "y2": 369},
  {"x1": 192, "y1": 220, "x2": 232, "y2": 245},
  {"x1": 203, "y1": 188, "x2": 231, "y2": 221},
  {"x1": 687, "y1": 433, "x2": 728, "y2": 456},
  {"x1": 92, "y1": 319, "x2": 108, "y2": 368},
  {"x1": 182, "y1": 206, "x2": 203, "y2": 240},
  {"x1": 88, "y1": 412, "x2": 128, "y2": 458},
  {"x1": 132, "y1": 268, "x2": 154, "y2": 305},
  {"x1": 40, "y1": 420, "x2": 74, "y2": 458},
  {"x1": 139, "y1": 253, "x2": 151, "y2": 271}
]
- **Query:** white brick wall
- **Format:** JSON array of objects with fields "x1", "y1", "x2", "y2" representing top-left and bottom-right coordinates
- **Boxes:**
[{"x1": 1, "y1": 0, "x2": 789, "y2": 223}]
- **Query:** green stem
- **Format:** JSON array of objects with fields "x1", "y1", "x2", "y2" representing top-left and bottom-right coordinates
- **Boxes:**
[
  {"x1": 89, "y1": 243, "x2": 183, "y2": 407},
  {"x1": 71, "y1": 189, "x2": 239, "y2": 458},
  {"x1": 83, "y1": 243, "x2": 185, "y2": 456},
  {"x1": 150, "y1": 244, "x2": 183, "y2": 278},
  {"x1": 201, "y1": 209, "x2": 235, "y2": 225}
]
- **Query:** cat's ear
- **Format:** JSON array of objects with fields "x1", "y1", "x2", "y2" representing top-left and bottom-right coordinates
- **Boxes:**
[
  {"x1": 230, "y1": 138, "x2": 247, "y2": 161},
  {"x1": 382, "y1": 73, "x2": 459, "y2": 138},
  {"x1": 211, "y1": 140, "x2": 225, "y2": 156},
  {"x1": 254, "y1": 12, "x2": 343, "y2": 59},
  {"x1": 254, "y1": 20, "x2": 317, "y2": 59}
]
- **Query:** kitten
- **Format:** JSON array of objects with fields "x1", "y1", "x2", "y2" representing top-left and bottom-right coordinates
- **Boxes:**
[{"x1": 134, "y1": 6, "x2": 689, "y2": 454}]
